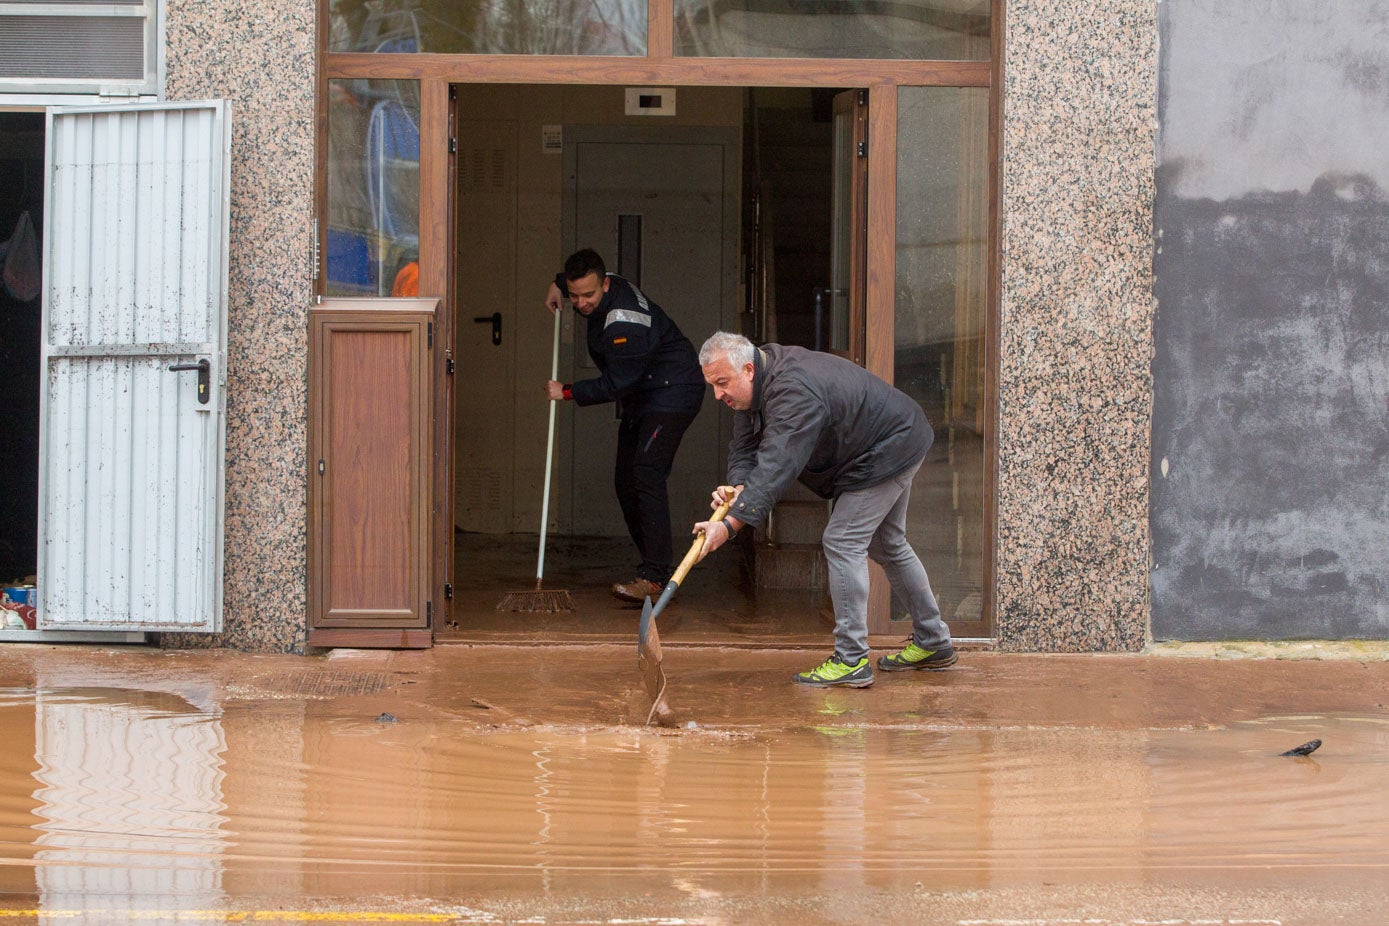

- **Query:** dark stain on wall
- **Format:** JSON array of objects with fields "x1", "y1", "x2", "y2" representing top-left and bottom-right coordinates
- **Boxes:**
[
  {"x1": 1151, "y1": 179, "x2": 1389, "y2": 638},
  {"x1": 1151, "y1": 1, "x2": 1389, "y2": 641}
]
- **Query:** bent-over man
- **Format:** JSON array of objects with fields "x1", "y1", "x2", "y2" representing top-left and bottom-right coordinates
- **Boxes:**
[
  {"x1": 544, "y1": 248, "x2": 705, "y2": 603},
  {"x1": 692, "y1": 331, "x2": 954, "y2": 688}
]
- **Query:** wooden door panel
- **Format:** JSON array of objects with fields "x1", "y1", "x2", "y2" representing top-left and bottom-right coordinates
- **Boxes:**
[
  {"x1": 309, "y1": 301, "x2": 435, "y2": 641},
  {"x1": 326, "y1": 329, "x2": 413, "y2": 610}
]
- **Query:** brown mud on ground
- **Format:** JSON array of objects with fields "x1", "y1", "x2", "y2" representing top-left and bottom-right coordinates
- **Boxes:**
[{"x1": 0, "y1": 642, "x2": 1386, "y2": 925}]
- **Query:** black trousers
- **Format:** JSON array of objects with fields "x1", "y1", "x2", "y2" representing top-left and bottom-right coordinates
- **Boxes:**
[{"x1": 614, "y1": 409, "x2": 698, "y2": 584}]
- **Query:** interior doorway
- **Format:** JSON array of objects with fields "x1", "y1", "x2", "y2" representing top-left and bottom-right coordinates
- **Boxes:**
[
  {"x1": 441, "y1": 83, "x2": 989, "y2": 644},
  {"x1": 0, "y1": 112, "x2": 43, "y2": 613},
  {"x1": 1, "y1": 103, "x2": 232, "y2": 640},
  {"x1": 444, "y1": 84, "x2": 848, "y2": 644}
]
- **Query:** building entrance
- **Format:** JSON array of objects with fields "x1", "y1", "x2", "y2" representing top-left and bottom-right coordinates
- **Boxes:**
[{"x1": 445, "y1": 85, "x2": 849, "y2": 644}]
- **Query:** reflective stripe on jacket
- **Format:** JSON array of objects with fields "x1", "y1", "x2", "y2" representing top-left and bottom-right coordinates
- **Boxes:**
[{"x1": 560, "y1": 273, "x2": 705, "y2": 416}]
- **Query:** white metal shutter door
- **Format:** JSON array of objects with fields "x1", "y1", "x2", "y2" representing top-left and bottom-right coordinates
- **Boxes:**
[{"x1": 38, "y1": 101, "x2": 231, "y2": 632}]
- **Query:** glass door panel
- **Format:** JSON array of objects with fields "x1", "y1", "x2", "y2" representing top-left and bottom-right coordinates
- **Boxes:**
[
  {"x1": 675, "y1": 0, "x2": 990, "y2": 60},
  {"x1": 325, "y1": 78, "x2": 421, "y2": 297},
  {"x1": 894, "y1": 85, "x2": 990, "y2": 638}
]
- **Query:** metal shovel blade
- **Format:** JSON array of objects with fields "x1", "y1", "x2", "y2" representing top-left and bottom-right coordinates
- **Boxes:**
[
  {"x1": 634, "y1": 507, "x2": 722, "y2": 730},
  {"x1": 638, "y1": 594, "x2": 676, "y2": 727}
]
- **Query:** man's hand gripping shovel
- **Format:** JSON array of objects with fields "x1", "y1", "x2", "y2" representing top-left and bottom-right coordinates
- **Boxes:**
[{"x1": 638, "y1": 498, "x2": 732, "y2": 727}]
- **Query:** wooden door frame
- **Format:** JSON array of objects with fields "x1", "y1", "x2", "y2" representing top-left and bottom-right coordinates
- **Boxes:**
[
  {"x1": 826, "y1": 88, "x2": 868, "y2": 367},
  {"x1": 313, "y1": 0, "x2": 1004, "y2": 641}
]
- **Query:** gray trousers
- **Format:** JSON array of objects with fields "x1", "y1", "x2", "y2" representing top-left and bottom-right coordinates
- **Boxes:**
[{"x1": 821, "y1": 457, "x2": 950, "y2": 662}]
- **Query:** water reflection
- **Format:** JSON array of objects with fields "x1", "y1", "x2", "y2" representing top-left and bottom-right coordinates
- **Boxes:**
[
  {"x1": 27, "y1": 682, "x2": 226, "y2": 924},
  {"x1": 0, "y1": 675, "x2": 1385, "y2": 914}
]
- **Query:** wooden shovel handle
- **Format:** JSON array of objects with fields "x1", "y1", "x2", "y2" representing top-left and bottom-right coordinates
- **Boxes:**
[{"x1": 669, "y1": 500, "x2": 731, "y2": 587}]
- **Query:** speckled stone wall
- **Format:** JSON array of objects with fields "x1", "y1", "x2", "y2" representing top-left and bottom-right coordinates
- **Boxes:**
[
  {"x1": 164, "y1": 0, "x2": 316, "y2": 652},
  {"x1": 996, "y1": 0, "x2": 1157, "y2": 650}
]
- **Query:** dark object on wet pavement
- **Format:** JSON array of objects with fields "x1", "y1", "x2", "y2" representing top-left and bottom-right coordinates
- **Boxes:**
[
  {"x1": 1279, "y1": 739, "x2": 1321, "y2": 757},
  {"x1": 374, "y1": 712, "x2": 398, "y2": 723},
  {"x1": 638, "y1": 501, "x2": 730, "y2": 727},
  {"x1": 498, "y1": 310, "x2": 575, "y2": 614}
]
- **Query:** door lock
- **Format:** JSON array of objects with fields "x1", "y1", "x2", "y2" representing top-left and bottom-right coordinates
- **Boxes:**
[
  {"x1": 167, "y1": 358, "x2": 211, "y2": 404},
  {"x1": 473, "y1": 312, "x2": 502, "y2": 346}
]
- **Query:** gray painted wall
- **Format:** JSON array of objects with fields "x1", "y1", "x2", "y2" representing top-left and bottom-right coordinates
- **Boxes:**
[{"x1": 1151, "y1": 1, "x2": 1389, "y2": 639}]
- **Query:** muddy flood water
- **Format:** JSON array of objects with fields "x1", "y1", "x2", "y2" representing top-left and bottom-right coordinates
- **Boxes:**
[{"x1": 0, "y1": 642, "x2": 1385, "y2": 925}]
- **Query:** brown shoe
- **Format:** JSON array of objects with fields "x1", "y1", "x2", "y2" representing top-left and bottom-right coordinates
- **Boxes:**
[{"x1": 611, "y1": 577, "x2": 663, "y2": 603}]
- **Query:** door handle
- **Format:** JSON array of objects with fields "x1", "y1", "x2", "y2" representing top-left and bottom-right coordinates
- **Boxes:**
[
  {"x1": 167, "y1": 358, "x2": 211, "y2": 404},
  {"x1": 473, "y1": 312, "x2": 502, "y2": 346}
]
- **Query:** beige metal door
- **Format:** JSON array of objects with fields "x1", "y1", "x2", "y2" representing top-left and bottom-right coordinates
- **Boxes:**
[
  {"x1": 452, "y1": 120, "x2": 518, "y2": 533},
  {"x1": 564, "y1": 128, "x2": 738, "y2": 538}
]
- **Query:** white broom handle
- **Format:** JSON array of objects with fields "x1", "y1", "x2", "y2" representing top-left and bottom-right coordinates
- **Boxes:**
[{"x1": 536, "y1": 307, "x2": 561, "y2": 581}]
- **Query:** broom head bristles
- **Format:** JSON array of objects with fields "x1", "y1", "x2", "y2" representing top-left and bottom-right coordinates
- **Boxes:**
[{"x1": 496, "y1": 588, "x2": 575, "y2": 612}]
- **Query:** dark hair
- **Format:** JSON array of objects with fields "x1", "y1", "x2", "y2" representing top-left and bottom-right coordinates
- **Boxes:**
[{"x1": 563, "y1": 248, "x2": 606, "y2": 282}]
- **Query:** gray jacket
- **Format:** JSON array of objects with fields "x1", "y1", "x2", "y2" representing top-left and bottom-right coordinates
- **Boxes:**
[{"x1": 726, "y1": 344, "x2": 933, "y2": 528}]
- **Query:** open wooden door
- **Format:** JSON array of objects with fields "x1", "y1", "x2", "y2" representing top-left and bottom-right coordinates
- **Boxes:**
[
  {"x1": 828, "y1": 89, "x2": 868, "y2": 365},
  {"x1": 830, "y1": 89, "x2": 901, "y2": 633},
  {"x1": 308, "y1": 298, "x2": 435, "y2": 648}
]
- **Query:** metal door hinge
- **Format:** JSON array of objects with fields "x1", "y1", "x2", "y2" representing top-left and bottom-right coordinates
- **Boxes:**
[
  {"x1": 428, "y1": 322, "x2": 434, "y2": 348},
  {"x1": 857, "y1": 140, "x2": 867, "y2": 158},
  {"x1": 317, "y1": 459, "x2": 325, "y2": 475},
  {"x1": 448, "y1": 137, "x2": 457, "y2": 154},
  {"x1": 445, "y1": 349, "x2": 455, "y2": 375},
  {"x1": 426, "y1": 600, "x2": 433, "y2": 622},
  {"x1": 857, "y1": 89, "x2": 867, "y2": 105},
  {"x1": 311, "y1": 223, "x2": 321, "y2": 280},
  {"x1": 444, "y1": 583, "x2": 453, "y2": 599}
]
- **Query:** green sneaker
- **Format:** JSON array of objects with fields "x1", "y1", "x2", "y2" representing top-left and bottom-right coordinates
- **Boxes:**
[
  {"x1": 793, "y1": 654, "x2": 874, "y2": 688},
  {"x1": 877, "y1": 641, "x2": 958, "y2": 672}
]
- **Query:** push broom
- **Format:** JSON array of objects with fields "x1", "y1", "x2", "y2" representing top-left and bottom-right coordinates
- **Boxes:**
[{"x1": 497, "y1": 308, "x2": 575, "y2": 613}]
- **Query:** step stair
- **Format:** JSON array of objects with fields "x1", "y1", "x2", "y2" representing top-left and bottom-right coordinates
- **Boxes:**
[{"x1": 749, "y1": 486, "x2": 830, "y2": 590}]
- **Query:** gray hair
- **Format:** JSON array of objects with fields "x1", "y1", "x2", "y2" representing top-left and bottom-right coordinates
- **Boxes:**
[{"x1": 698, "y1": 331, "x2": 755, "y2": 368}]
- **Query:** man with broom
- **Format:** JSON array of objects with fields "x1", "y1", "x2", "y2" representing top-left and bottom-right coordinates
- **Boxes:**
[
  {"x1": 691, "y1": 331, "x2": 956, "y2": 688},
  {"x1": 544, "y1": 248, "x2": 706, "y2": 603}
]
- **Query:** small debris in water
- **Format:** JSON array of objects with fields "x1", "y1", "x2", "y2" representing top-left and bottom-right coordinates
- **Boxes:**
[
  {"x1": 374, "y1": 712, "x2": 398, "y2": 724},
  {"x1": 685, "y1": 720, "x2": 697, "y2": 729},
  {"x1": 1279, "y1": 738, "x2": 1321, "y2": 756}
]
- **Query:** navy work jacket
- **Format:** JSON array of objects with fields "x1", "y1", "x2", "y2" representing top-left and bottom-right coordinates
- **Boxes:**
[{"x1": 558, "y1": 272, "x2": 705, "y2": 417}]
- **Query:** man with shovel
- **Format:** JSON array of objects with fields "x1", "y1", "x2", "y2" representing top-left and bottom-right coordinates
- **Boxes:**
[
  {"x1": 544, "y1": 248, "x2": 705, "y2": 603},
  {"x1": 692, "y1": 331, "x2": 956, "y2": 688}
]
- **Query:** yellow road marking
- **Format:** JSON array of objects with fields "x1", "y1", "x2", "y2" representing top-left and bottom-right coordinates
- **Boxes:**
[{"x1": 0, "y1": 914, "x2": 469, "y2": 923}]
